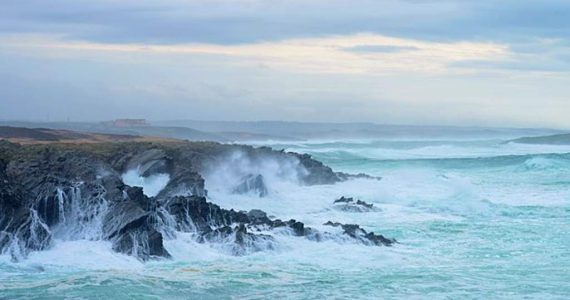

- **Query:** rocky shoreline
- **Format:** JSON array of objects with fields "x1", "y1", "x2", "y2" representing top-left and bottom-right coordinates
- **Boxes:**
[{"x1": 0, "y1": 140, "x2": 395, "y2": 261}]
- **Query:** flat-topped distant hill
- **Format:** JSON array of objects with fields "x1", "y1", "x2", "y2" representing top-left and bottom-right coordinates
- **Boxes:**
[
  {"x1": 155, "y1": 120, "x2": 565, "y2": 140},
  {"x1": 2, "y1": 120, "x2": 567, "y2": 142},
  {"x1": 0, "y1": 126, "x2": 176, "y2": 144},
  {"x1": 0, "y1": 121, "x2": 300, "y2": 142}
]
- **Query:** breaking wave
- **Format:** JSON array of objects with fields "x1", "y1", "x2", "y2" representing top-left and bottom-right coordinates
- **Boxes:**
[
  {"x1": 122, "y1": 169, "x2": 170, "y2": 197},
  {"x1": 2, "y1": 138, "x2": 570, "y2": 298}
]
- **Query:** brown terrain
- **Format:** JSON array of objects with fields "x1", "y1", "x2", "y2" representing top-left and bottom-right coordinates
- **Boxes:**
[{"x1": 0, "y1": 126, "x2": 179, "y2": 144}]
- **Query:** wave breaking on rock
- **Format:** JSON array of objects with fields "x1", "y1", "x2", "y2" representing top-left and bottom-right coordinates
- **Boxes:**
[{"x1": 0, "y1": 140, "x2": 395, "y2": 262}]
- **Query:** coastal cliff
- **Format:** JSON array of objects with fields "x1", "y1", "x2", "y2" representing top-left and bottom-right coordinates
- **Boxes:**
[{"x1": 0, "y1": 139, "x2": 394, "y2": 261}]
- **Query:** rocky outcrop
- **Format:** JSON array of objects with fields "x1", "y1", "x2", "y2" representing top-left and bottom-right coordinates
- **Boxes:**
[
  {"x1": 337, "y1": 172, "x2": 382, "y2": 181},
  {"x1": 232, "y1": 174, "x2": 268, "y2": 197},
  {"x1": 0, "y1": 161, "x2": 52, "y2": 260},
  {"x1": 291, "y1": 153, "x2": 342, "y2": 185},
  {"x1": 102, "y1": 187, "x2": 171, "y2": 260},
  {"x1": 323, "y1": 221, "x2": 396, "y2": 246},
  {"x1": 0, "y1": 144, "x2": 123, "y2": 260},
  {"x1": 164, "y1": 196, "x2": 281, "y2": 255},
  {"x1": 0, "y1": 140, "x2": 394, "y2": 261},
  {"x1": 332, "y1": 196, "x2": 379, "y2": 212},
  {"x1": 162, "y1": 195, "x2": 393, "y2": 254},
  {"x1": 126, "y1": 148, "x2": 171, "y2": 177},
  {"x1": 111, "y1": 147, "x2": 206, "y2": 198}
]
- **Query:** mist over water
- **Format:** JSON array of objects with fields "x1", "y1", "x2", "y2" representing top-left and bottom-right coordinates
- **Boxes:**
[{"x1": 2, "y1": 138, "x2": 570, "y2": 299}]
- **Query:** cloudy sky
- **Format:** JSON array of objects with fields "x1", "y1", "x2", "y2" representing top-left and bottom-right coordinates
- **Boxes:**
[{"x1": 1, "y1": 0, "x2": 569, "y2": 128}]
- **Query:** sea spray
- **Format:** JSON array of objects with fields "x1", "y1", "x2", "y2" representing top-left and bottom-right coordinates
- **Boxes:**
[
  {"x1": 2, "y1": 138, "x2": 570, "y2": 298},
  {"x1": 203, "y1": 150, "x2": 307, "y2": 196},
  {"x1": 121, "y1": 168, "x2": 170, "y2": 197}
]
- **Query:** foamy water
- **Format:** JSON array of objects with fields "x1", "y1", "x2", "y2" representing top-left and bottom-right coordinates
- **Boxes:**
[
  {"x1": 2, "y1": 139, "x2": 570, "y2": 299},
  {"x1": 122, "y1": 169, "x2": 170, "y2": 197}
]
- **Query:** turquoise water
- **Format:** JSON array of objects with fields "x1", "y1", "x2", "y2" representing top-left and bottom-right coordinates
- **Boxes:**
[{"x1": 2, "y1": 139, "x2": 570, "y2": 299}]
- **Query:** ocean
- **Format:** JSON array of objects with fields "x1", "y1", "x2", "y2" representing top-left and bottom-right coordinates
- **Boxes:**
[{"x1": 1, "y1": 138, "x2": 569, "y2": 299}]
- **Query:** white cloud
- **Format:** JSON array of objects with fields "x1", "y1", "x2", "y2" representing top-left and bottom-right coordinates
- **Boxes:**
[
  {"x1": 0, "y1": 33, "x2": 510, "y2": 75},
  {"x1": 1, "y1": 33, "x2": 569, "y2": 128}
]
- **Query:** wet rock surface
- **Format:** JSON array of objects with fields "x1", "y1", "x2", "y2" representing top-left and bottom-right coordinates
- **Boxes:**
[
  {"x1": 291, "y1": 153, "x2": 342, "y2": 185},
  {"x1": 232, "y1": 174, "x2": 268, "y2": 197},
  {"x1": 0, "y1": 140, "x2": 395, "y2": 261},
  {"x1": 333, "y1": 196, "x2": 379, "y2": 212},
  {"x1": 323, "y1": 221, "x2": 397, "y2": 246}
]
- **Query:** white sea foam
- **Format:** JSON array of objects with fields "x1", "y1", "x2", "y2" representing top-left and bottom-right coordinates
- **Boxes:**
[
  {"x1": 203, "y1": 150, "x2": 307, "y2": 197},
  {"x1": 282, "y1": 141, "x2": 570, "y2": 161},
  {"x1": 2, "y1": 138, "x2": 569, "y2": 299},
  {"x1": 121, "y1": 169, "x2": 170, "y2": 197},
  {"x1": 24, "y1": 240, "x2": 143, "y2": 270}
]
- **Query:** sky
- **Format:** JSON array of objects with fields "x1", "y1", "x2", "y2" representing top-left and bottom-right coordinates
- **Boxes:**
[{"x1": 0, "y1": 0, "x2": 569, "y2": 128}]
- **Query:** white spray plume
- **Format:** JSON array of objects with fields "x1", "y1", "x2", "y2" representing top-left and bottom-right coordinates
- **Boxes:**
[
  {"x1": 203, "y1": 150, "x2": 308, "y2": 196},
  {"x1": 122, "y1": 168, "x2": 170, "y2": 197}
]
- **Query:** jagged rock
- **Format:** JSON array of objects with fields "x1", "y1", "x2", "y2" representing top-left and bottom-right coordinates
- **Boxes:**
[
  {"x1": 1, "y1": 156, "x2": 53, "y2": 261},
  {"x1": 111, "y1": 145, "x2": 206, "y2": 198},
  {"x1": 0, "y1": 140, "x2": 396, "y2": 262},
  {"x1": 199, "y1": 224, "x2": 275, "y2": 256},
  {"x1": 323, "y1": 221, "x2": 396, "y2": 246},
  {"x1": 112, "y1": 225, "x2": 170, "y2": 260},
  {"x1": 336, "y1": 172, "x2": 382, "y2": 181},
  {"x1": 0, "y1": 207, "x2": 52, "y2": 261},
  {"x1": 125, "y1": 149, "x2": 171, "y2": 177},
  {"x1": 103, "y1": 187, "x2": 170, "y2": 260},
  {"x1": 332, "y1": 196, "x2": 378, "y2": 212},
  {"x1": 103, "y1": 188, "x2": 149, "y2": 239},
  {"x1": 165, "y1": 196, "x2": 250, "y2": 233},
  {"x1": 271, "y1": 219, "x2": 307, "y2": 236},
  {"x1": 157, "y1": 170, "x2": 205, "y2": 199},
  {"x1": 247, "y1": 209, "x2": 270, "y2": 224},
  {"x1": 291, "y1": 153, "x2": 342, "y2": 185},
  {"x1": 232, "y1": 174, "x2": 268, "y2": 197},
  {"x1": 164, "y1": 196, "x2": 276, "y2": 255}
]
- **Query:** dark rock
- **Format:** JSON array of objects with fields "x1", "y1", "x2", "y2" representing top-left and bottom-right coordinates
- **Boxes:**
[
  {"x1": 247, "y1": 209, "x2": 267, "y2": 220},
  {"x1": 112, "y1": 225, "x2": 170, "y2": 260},
  {"x1": 336, "y1": 172, "x2": 382, "y2": 181},
  {"x1": 103, "y1": 197, "x2": 148, "y2": 240},
  {"x1": 324, "y1": 221, "x2": 396, "y2": 246},
  {"x1": 0, "y1": 140, "x2": 396, "y2": 262},
  {"x1": 285, "y1": 220, "x2": 306, "y2": 236},
  {"x1": 103, "y1": 186, "x2": 171, "y2": 260},
  {"x1": 199, "y1": 224, "x2": 275, "y2": 256},
  {"x1": 247, "y1": 209, "x2": 271, "y2": 224},
  {"x1": 164, "y1": 196, "x2": 277, "y2": 255},
  {"x1": 0, "y1": 157, "x2": 52, "y2": 261},
  {"x1": 232, "y1": 174, "x2": 268, "y2": 197},
  {"x1": 157, "y1": 169, "x2": 205, "y2": 199},
  {"x1": 291, "y1": 153, "x2": 342, "y2": 185},
  {"x1": 165, "y1": 196, "x2": 250, "y2": 233},
  {"x1": 125, "y1": 149, "x2": 171, "y2": 177},
  {"x1": 333, "y1": 196, "x2": 378, "y2": 212},
  {"x1": 0, "y1": 207, "x2": 52, "y2": 261}
]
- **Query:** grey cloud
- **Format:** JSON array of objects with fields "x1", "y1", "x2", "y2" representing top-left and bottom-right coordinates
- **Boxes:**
[
  {"x1": 1, "y1": 0, "x2": 569, "y2": 46},
  {"x1": 1, "y1": 0, "x2": 570, "y2": 128}
]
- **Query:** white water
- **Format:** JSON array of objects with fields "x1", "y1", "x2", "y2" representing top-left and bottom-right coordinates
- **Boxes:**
[
  {"x1": 2, "y1": 138, "x2": 570, "y2": 299},
  {"x1": 203, "y1": 150, "x2": 307, "y2": 197},
  {"x1": 121, "y1": 169, "x2": 170, "y2": 197}
]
